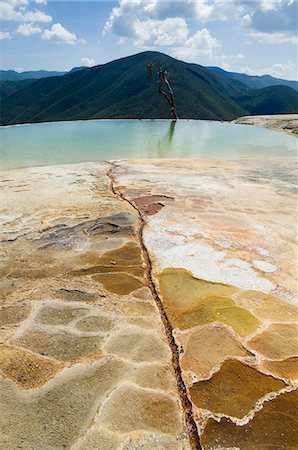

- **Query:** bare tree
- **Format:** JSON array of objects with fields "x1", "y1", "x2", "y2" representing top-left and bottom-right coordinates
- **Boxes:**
[{"x1": 147, "y1": 63, "x2": 178, "y2": 120}]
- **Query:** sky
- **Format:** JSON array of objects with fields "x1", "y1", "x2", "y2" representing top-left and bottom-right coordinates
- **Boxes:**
[{"x1": 0, "y1": 0, "x2": 297, "y2": 80}]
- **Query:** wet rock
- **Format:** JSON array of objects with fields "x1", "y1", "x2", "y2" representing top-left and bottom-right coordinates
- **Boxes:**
[
  {"x1": 93, "y1": 273, "x2": 144, "y2": 295},
  {"x1": 180, "y1": 323, "x2": 251, "y2": 379},
  {"x1": 260, "y1": 357, "x2": 298, "y2": 380},
  {"x1": 189, "y1": 359, "x2": 285, "y2": 419},
  {"x1": 248, "y1": 324, "x2": 298, "y2": 359},
  {"x1": 201, "y1": 390, "x2": 298, "y2": 450},
  {"x1": 158, "y1": 269, "x2": 260, "y2": 336}
]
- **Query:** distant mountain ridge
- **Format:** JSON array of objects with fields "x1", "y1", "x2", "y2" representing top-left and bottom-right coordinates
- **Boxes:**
[
  {"x1": 0, "y1": 66, "x2": 86, "y2": 81},
  {"x1": 208, "y1": 66, "x2": 298, "y2": 92},
  {"x1": 1, "y1": 51, "x2": 297, "y2": 125}
]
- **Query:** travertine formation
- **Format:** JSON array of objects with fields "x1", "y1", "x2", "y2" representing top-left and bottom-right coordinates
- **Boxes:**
[
  {"x1": 112, "y1": 157, "x2": 298, "y2": 449},
  {"x1": 0, "y1": 163, "x2": 189, "y2": 449},
  {"x1": 0, "y1": 156, "x2": 297, "y2": 449}
]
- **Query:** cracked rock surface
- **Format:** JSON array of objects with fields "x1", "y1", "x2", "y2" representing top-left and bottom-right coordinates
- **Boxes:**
[
  {"x1": 0, "y1": 157, "x2": 297, "y2": 449},
  {"x1": 0, "y1": 163, "x2": 189, "y2": 450}
]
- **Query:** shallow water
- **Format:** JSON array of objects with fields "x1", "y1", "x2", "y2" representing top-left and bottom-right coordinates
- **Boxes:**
[{"x1": 0, "y1": 119, "x2": 296, "y2": 169}]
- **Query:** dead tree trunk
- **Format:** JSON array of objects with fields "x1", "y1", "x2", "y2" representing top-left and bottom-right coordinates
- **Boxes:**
[
  {"x1": 158, "y1": 68, "x2": 178, "y2": 120},
  {"x1": 147, "y1": 63, "x2": 178, "y2": 120}
]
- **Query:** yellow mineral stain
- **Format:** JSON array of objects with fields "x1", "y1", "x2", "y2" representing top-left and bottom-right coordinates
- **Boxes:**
[
  {"x1": 248, "y1": 324, "x2": 298, "y2": 360},
  {"x1": 261, "y1": 357, "x2": 298, "y2": 380},
  {"x1": 180, "y1": 323, "x2": 251, "y2": 379},
  {"x1": 0, "y1": 345, "x2": 61, "y2": 389},
  {"x1": 71, "y1": 242, "x2": 144, "y2": 278},
  {"x1": 84, "y1": 242, "x2": 142, "y2": 269},
  {"x1": 93, "y1": 273, "x2": 143, "y2": 295},
  {"x1": 201, "y1": 390, "x2": 298, "y2": 450},
  {"x1": 189, "y1": 359, "x2": 285, "y2": 419},
  {"x1": 158, "y1": 268, "x2": 237, "y2": 312},
  {"x1": 158, "y1": 269, "x2": 260, "y2": 336},
  {"x1": 234, "y1": 290, "x2": 297, "y2": 322}
]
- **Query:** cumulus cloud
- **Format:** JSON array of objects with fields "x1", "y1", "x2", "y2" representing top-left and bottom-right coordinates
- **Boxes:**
[
  {"x1": 173, "y1": 28, "x2": 220, "y2": 60},
  {"x1": 244, "y1": 0, "x2": 297, "y2": 46},
  {"x1": 258, "y1": 0, "x2": 292, "y2": 12},
  {"x1": 104, "y1": 0, "x2": 297, "y2": 54},
  {"x1": 42, "y1": 23, "x2": 78, "y2": 44},
  {"x1": 241, "y1": 60, "x2": 297, "y2": 79},
  {"x1": 16, "y1": 23, "x2": 42, "y2": 36},
  {"x1": 81, "y1": 57, "x2": 95, "y2": 67},
  {"x1": 134, "y1": 17, "x2": 188, "y2": 46},
  {"x1": 0, "y1": 30, "x2": 11, "y2": 39},
  {"x1": 0, "y1": 0, "x2": 52, "y2": 22},
  {"x1": 104, "y1": 3, "x2": 220, "y2": 60}
]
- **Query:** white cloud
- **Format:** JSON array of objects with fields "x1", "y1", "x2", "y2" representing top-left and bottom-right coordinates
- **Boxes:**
[
  {"x1": 0, "y1": 0, "x2": 52, "y2": 22},
  {"x1": 249, "y1": 30, "x2": 298, "y2": 44},
  {"x1": 241, "y1": 60, "x2": 297, "y2": 79},
  {"x1": 14, "y1": 66, "x2": 24, "y2": 72},
  {"x1": 16, "y1": 23, "x2": 42, "y2": 36},
  {"x1": 134, "y1": 17, "x2": 189, "y2": 46},
  {"x1": 35, "y1": 0, "x2": 47, "y2": 4},
  {"x1": 258, "y1": 0, "x2": 291, "y2": 12},
  {"x1": 42, "y1": 23, "x2": 78, "y2": 44},
  {"x1": 104, "y1": 0, "x2": 248, "y2": 36},
  {"x1": 105, "y1": 5, "x2": 220, "y2": 61},
  {"x1": 81, "y1": 57, "x2": 95, "y2": 67},
  {"x1": 0, "y1": 30, "x2": 11, "y2": 39}
]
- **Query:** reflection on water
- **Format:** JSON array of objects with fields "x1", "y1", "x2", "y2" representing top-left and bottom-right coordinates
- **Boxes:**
[
  {"x1": 157, "y1": 120, "x2": 176, "y2": 158},
  {"x1": 0, "y1": 119, "x2": 296, "y2": 169}
]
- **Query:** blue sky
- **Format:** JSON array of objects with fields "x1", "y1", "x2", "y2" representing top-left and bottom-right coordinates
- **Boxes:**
[{"x1": 0, "y1": 0, "x2": 297, "y2": 80}]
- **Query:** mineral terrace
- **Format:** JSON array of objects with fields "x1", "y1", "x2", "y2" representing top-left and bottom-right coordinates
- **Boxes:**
[{"x1": 0, "y1": 157, "x2": 297, "y2": 449}]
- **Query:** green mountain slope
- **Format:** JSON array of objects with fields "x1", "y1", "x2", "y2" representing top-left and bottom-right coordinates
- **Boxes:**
[
  {"x1": 208, "y1": 66, "x2": 298, "y2": 92},
  {"x1": 1, "y1": 52, "x2": 297, "y2": 125},
  {"x1": 0, "y1": 79, "x2": 35, "y2": 99},
  {"x1": 236, "y1": 85, "x2": 298, "y2": 115}
]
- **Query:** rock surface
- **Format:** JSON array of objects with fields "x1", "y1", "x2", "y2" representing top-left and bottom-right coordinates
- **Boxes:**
[
  {"x1": 112, "y1": 157, "x2": 297, "y2": 448},
  {"x1": 0, "y1": 157, "x2": 297, "y2": 449},
  {"x1": 233, "y1": 114, "x2": 298, "y2": 135}
]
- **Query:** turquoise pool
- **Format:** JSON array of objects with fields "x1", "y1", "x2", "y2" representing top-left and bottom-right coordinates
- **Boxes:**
[{"x1": 0, "y1": 119, "x2": 296, "y2": 169}]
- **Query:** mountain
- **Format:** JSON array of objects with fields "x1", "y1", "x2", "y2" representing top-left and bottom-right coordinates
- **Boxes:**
[
  {"x1": 208, "y1": 67, "x2": 298, "y2": 92},
  {"x1": 0, "y1": 79, "x2": 35, "y2": 99},
  {"x1": 235, "y1": 85, "x2": 298, "y2": 115},
  {"x1": 0, "y1": 66, "x2": 86, "y2": 82},
  {"x1": 1, "y1": 52, "x2": 297, "y2": 125}
]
